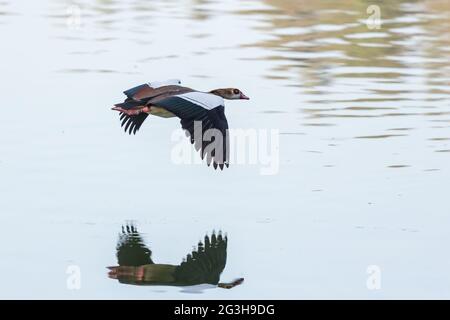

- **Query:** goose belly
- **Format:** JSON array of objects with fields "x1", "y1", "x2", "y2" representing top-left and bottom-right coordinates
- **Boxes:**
[{"x1": 148, "y1": 106, "x2": 176, "y2": 118}]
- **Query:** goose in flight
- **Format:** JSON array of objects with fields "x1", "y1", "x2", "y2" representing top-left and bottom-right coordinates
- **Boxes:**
[
  {"x1": 107, "y1": 224, "x2": 244, "y2": 289},
  {"x1": 111, "y1": 79, "x2": 249, "y2": 170}
]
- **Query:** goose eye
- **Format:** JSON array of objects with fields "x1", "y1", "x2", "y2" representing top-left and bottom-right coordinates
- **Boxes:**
[{"x1": 233, "y1": 89, "x2": 239, "y2": 94}]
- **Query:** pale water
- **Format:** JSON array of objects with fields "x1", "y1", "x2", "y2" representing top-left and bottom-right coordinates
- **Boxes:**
[{"x1": 0, "y1": 0, "x2": 449, "y2": 299}]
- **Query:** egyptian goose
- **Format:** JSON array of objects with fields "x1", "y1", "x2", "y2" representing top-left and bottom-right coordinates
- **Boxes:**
[
  {"x1": 111, "y1": 79, "x2": 249, "y2": 170},
  {"x1": 107, "y1": 224, "x2": 244, "y2": 288}
]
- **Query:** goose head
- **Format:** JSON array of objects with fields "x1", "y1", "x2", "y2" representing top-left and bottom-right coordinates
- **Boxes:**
[{"x1": 210, "y1": 88, "x2": 249, "y2": 100}]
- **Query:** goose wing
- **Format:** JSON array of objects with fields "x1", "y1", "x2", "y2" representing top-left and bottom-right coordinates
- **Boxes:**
[
  {"x1": 152, "y1": 92, "x2": 230, "y2": 170},
  {"x1": 114, "y1": 80, "x2": 194, "y2": 134},
  {"x1": 118, "y1": 112, "x2": 149, "y2": 135},
  {"x1": 174, "y1": 232, "x2": 227, "y2": 286},
  {"x1": 123, "y1": 79, "x2": 181, "y2": 100}
]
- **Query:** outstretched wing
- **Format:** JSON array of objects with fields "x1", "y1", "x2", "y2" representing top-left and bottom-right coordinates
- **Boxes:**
[
  {"x1": 153, "y1": 92, "x2": 230, "y2": 170},
  {"x1": 173, "y1": 232, "x2": 227, "y2": 286},
  {"x1": 116, "y1": 224, "x2": 153, "y2": 266},
  {"x1": 119, "y1": 112, "x2": 149, "y2": 135},
  {"x1": 114, "y1": 80, "x2": 194, "y2": 135},
  {"x1": 123, "y1": 81, "x2": 185, "y2": 102}
]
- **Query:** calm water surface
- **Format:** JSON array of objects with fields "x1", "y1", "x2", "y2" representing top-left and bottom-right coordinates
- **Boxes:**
[{"x1": 0, "y1": 0, "x2": 449, "y2": 298}]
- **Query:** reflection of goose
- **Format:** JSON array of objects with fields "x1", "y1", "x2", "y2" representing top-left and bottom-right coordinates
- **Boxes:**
[
  {"x1": 111, "y1": 79, "x2": 249, "y2": 170},
  {"x1": 107, "y1": 225, "x2": 243, "y2": 289}
]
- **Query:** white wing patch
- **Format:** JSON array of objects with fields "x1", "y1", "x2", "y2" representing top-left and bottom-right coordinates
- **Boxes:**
[
  {"x1": 148, "y1": 79, "x2": 182, "y2": 88},
  {"x1": 176, "y1": 92, "x2": 224, "y2": 110}
]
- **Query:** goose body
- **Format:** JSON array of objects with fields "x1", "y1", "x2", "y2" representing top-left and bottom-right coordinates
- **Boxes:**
[{"x1": 111, "y1": 79, "x2": 249, "y2": 170}]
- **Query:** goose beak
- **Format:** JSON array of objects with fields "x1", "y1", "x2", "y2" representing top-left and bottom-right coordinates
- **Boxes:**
[{"x1": 240, "y1": 93, "x2": 250, "y2": 100}]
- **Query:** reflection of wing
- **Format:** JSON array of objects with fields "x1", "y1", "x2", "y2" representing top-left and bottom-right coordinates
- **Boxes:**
[
  {"x1": 173, "y1": 232, "x2": 227, "y2": 285},
  {"x1": 116, "y1": 225, "x2": 153, "y2": 266}
]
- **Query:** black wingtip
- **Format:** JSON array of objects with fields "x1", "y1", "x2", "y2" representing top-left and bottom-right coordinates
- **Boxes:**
[{"x1": 118, "y1": 113, "x2": 149, "y2": 135}]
